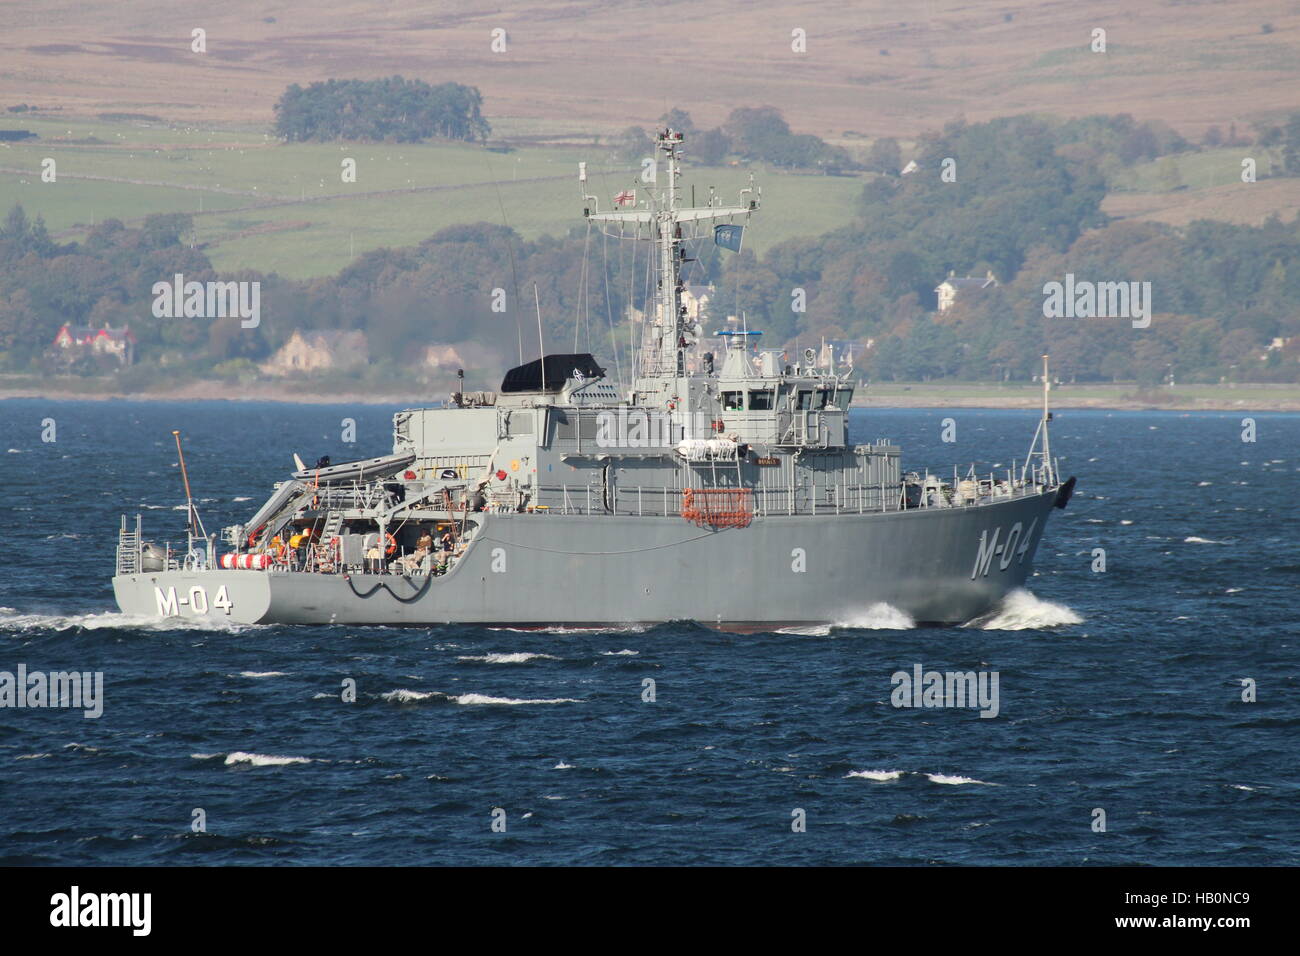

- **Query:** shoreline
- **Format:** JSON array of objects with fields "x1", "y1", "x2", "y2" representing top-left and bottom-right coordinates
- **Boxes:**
[{"x1": 2, "y1": 380, "x2": 1299, "y2": 412}]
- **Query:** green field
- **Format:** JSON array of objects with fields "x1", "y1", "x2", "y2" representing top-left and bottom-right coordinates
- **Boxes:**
[
  {"x1": 1108, "y1": 146, "x2": 1282, "y2": 192},
  {"x1": 0, "y1": 116, "x2": 866, "y2": 278}
]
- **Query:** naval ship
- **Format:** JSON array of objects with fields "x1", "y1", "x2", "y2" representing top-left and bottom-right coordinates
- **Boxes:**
[{"x1": 113, "y1": 128, "x2": 1075, "y2": 627}]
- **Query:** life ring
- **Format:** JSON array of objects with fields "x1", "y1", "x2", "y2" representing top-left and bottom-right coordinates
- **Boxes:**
[{"x1": 384, "y1": 532, "x2": 398, "y2": 556}]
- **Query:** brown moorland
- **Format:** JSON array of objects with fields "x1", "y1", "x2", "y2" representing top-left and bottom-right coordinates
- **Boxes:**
[{"x1": 2, "y1": 0, "x2": 1298, "y2": 140}]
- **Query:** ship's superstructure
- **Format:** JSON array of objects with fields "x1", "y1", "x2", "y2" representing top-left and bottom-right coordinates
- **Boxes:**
[{"x1": 113, "y1": 129, "x2": 1075, "y2": 627}]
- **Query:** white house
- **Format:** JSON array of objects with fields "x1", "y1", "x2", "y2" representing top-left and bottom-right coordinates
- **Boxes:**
[{"x1": 935, "y1": 270, "x2": 998, "y2": 313}]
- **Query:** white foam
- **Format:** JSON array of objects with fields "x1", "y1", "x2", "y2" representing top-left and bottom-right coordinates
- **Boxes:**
[
  {"x1": 846, "y1": 769, "x2": 904, "y2": 782},
  {"x1": 382, "y1": 689, "x2": 440, "y2": 703},
  {"x1": 1197, "y1": 481, "x2": 1213, "y2": 486},
  {"x1": 1184, "y1": 536, "x2": 1227, "y2": 544},
  {"x1": 599, "y1": 649, "x2": 639, "y2": 656},
  {"x1": 967, "y1": 589, "x2": 1082, "y2": 630},
  {"x1": 553, "y1": 761, "x2": 574, "y2": 770},
  {"x1": 232, "y1": 496, "x2": 252, "y2": 502},
  {"x1": 0, "y1": 607, "x2": 259, "y2": 633},
  {"x1": 224, "y1": 751, "x2": 312, "y2": 767},
  {"x1": 777, "y1": 624, "x2": 831, "y2": 636},
  {"x1": 238, "y1": 671, "x2": 288, "y2": 678},
  {"x1": 455, "y1": 652, "x2": 559, "y2": 664},
  {"x1": 488, "y1": 624, "x2": 648, "y2": 635},
  {"x1": 926, "y1": 773, "x2": 995, "y2": 786},
  {"x1": 451, "y1": 693, "x2": 580, "y2": 706},
  {"x1": 838, "y1": 603, "x2": 915, "y2": 630}
]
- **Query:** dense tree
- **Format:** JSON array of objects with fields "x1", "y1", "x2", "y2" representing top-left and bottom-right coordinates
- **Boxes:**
[{"x1": 273, "y1": 77, "x2": 491, "y2": 143}]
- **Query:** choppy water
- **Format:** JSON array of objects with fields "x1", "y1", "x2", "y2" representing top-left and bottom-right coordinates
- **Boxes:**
[{"x1": 1, "y1": 400, "x2": 1296, "y2": 864}]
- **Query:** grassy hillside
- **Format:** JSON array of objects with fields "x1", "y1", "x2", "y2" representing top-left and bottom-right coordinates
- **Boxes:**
[{"x1": 0, "y1": 115, "x2": 865, "y2": 277}]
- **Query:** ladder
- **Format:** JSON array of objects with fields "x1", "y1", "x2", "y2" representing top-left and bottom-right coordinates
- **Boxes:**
[
  {"x1": 321, "y1": 510, "x2": 344, "y2": 540},
  {"x1": 116, "y1": 514, "x2": 140, "y2": 574}
]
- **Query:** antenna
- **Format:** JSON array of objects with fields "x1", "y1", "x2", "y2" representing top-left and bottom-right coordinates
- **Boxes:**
[
  {"x1": 534, "y1": 283, "x2": 546, "y2": 391},
  {"x1": 1021, "y1": 354, "x2": 1056, "y2": 486},
  {"x1": 1041, "y1": 353, "x2": 1053, "y2": 481}
]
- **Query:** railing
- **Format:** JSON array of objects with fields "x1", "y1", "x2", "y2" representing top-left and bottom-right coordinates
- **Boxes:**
[{"x1": 527, "y1": 473, "x2": 1049, "y2": 519}]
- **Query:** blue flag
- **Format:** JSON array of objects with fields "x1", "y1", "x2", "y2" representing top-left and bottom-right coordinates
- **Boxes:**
[{"x1": 714, "y1": 224, "x2": 744, "y2": 252}]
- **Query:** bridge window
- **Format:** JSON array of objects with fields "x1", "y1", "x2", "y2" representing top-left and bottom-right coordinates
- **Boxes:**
[
  {"x1": 748, "y1": 390, "x2": 774, "y2": 410},
  {"x1": 797, "y1": 390, "x2": 813, "y2": 410},
  {"x1": 721, "y1": 391, "x2": 744, "y2": 411}
]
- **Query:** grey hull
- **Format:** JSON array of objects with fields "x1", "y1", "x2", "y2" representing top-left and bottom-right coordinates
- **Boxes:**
[{"x1": 113, "y1": 489, "x2": 1059, "y2": 627}]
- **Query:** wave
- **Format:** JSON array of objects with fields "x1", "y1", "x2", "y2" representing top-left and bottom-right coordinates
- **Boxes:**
[
  {"x1": 925, "y1": 773, "x2": 996, "y2": 786},
  {"x1": 455, "y1": 652, "x2": 559, "y2": 664},
  {"x1": 845, "y1": 769, "x2": 996, "y2": 786},
  {"x1": 965, "y1": 589, "x2": 1082, "y2": 630},
  {"x1": 846, "y1": 769, "x2": 904, "y2": 782},
  {"x1": 553, "y1": 761, "x2": 574, "y2": 770},
  {"x1": 223, "y1": 751, "x2": 312, "y2": 767},
  {"x1": 838, "y1": 603, "x2": 915, "y2": 630},
  {"x1": 599, "y1": 649, "x2": 639, "y2": 656},
  {"x1": 0, "y1": 607, "x2": 259, "y2": 634},
  {"x1": 237, "y1": 671, "x2": 288, "y2": 678},
  {"x1": 382, "y1": 687, "x2": 582, "y2": 706},
  {"x1": 382, "y1": 689, "x2": 441, "y2": 703},
  {"x1": 451, "y1": 693, "x2": 580, "y2": 706},
  {"x1": 1184, "y1": 536, "x2": 1228, "y2": 545},
  {"x1": 486, "y1": 625, "x2": 648, "y2": 635}
]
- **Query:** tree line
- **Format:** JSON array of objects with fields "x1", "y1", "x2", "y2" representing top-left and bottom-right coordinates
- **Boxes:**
[
  {"x1": 3, "y1": 111, "x2": 1299, "y2": 386},
  {"x1": 273, "y1": 77, "x2": 491, "y2": 143}
]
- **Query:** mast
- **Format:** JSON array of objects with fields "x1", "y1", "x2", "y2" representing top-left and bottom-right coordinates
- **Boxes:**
[
  {"x1": 659, "y1": 129, "x2": 683, "y2": 378},
  {"x1": 584, "y1": 128, "x2": 758, "y2": 395},
  {"x1": 1040, "y1": 354, "x2": 1052, "y2": 477},
  {"x1": 1022, "y1": 354, "x2": 1056, "y2": 487}
]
